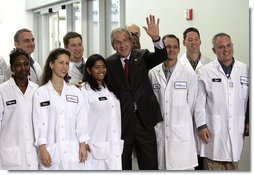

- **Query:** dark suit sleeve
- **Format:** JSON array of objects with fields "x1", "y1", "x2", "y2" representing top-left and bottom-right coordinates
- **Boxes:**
[
  {"x1": 245, "y1": 98, "x2": 249, "y2": 124},
  {"x1": 142, "y1": 47, "x2": 167, "y2": 70}
]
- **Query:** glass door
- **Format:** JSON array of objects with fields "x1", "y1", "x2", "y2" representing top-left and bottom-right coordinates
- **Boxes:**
[{"x1": 49, "y1": 9, "x2": 67, "y2": 50}]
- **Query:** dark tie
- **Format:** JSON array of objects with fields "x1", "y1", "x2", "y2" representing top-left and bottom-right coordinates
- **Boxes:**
[
  {"x1": 77, "y1": 63, "x2": 85, "y2": 75},
  {"x1": 124, "y1": 59, "x2": 129, "y2": 80}
]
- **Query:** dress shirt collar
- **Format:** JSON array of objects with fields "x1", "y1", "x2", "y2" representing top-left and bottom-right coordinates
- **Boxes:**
[{"x1": 186, "y1": 53, "x2": 201, "y2": 70}]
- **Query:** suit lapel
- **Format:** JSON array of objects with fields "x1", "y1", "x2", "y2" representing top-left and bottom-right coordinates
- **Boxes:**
[{"x1": 129, "y1": 50, "x2": 142, "y2": 86}]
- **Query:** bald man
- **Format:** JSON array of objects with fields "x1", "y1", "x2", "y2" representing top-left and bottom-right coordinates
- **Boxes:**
[{"x1": 126, "y1": 23, "x2": 141, "y2": 38}]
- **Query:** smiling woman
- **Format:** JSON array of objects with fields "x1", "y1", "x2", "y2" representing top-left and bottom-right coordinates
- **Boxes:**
[
  {"x1": 81, "y1": 54, "x2": 123, "y2": 170},
  {"x1": 32, "y1": 48, "x2": 90, "y2": 170},
  {"x1": 0, "y1": 48, "x2": 38, "y2": 170}
]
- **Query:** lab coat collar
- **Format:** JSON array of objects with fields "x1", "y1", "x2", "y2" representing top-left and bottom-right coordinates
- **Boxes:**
[
  {"x1": 6, "y1": 77, "x2": 37, "y2": 95},
  {"x1": 47, "y1": 80, "x2": 67, "y2": 96},
  {"x1": 7, "y1": 77, "x2": 35, "y2": 88}
]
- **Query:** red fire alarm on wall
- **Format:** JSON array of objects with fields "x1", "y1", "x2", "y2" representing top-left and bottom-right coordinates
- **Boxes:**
[{"x1": 185, "y1": 8, "x2": 193, "y2": 20}]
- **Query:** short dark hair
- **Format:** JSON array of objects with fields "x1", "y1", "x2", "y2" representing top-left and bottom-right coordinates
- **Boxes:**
[
  {"x1": 63, "y1": 32, "x2": 82, "y2": 47},
  {"x1": 183, "y1": 27, "x2": 200, "y2": 40},
  {"x1": 162, "y1": 34, "x2": 180, "y2": 48},
  {"x1": 14, "y1": 28, "x2": 32, "y2": 42},
  {"x1": 40, "y1": 48, "x2": 71, "y2": 86},
  {"x1": 9, "y1": 48, "x2": 30, "y2": 66}
]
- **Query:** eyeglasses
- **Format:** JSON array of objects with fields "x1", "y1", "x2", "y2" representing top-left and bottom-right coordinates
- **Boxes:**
[{"x1": 165, "y1": 45, "x2": 179, "y2": 50}]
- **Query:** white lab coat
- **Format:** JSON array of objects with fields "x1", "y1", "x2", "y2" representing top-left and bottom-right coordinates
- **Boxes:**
[
  {"x1": 81, "y1": 83, "x2": 123, "y2": 170},
  {"x1": 194, "y1": 59, "x2": 249, "y2": 162},
  {"x1": 5, "y1": 60, "x2": 42, "y2": 84},
  {"x1": 179, "y1": 52, "x2": 212, "y2": 154},
  {"x1": 148, "y1": 61, "x2": 198, "y2": 170},
  {"x1": 33, "y1": 81, "x2": 89, "y2": 170},
  {"x1": 0, "y1": 78, "x2": 39, "y2": 170},
  {"x1": 179, "y1": 52, "x2": 212, "y2": 72},
  {"x1": 0, "y1": 57, "x2": 7, "y2": 84},
  {"x1": 68, "y1": 59, "x2": 86, "y2": 85}
]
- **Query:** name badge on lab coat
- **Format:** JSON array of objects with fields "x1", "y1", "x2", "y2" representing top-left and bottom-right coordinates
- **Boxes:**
[
  {"x1": 6, "y1": 100, "x2": 16, "y2": 106},
  {"x1": 240, "y1": 76, "x2": 249, "y2": 86},
  {"x1": 152, "y1": 84, "x2": 161, "y2": 89},
  {"x1": 98, "y1": 97, "x2": 107, "y2": 101},
  {"x1": 212, "y1": 78, "x2": 221, "y2": 82},
  {"x1": 40, "y1": 101, "x2": 50, "y2": 107},
  {"x1": 66, "y1": 95, "x2": 78, "y2": 103},
  {"x1": 174, "y1": 82, "x2": 187, "y2": 89}
]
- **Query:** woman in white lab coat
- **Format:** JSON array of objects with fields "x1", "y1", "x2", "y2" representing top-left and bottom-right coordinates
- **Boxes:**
[
  {"x1": 148, "y1": 34, "x2": 198, "y2": 170},
  {"x1": 0, "y1": 48, "x2": 38, "y2": 170},
  {"x1": 81, "y1": 54, "x2": 123, "y2": 170},
  {"x1": 32, "y1": 48, "x2": 90, "y2": 170}
]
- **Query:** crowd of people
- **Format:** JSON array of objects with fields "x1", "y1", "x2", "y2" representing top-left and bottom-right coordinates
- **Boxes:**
[{"x1": 0, "y1": 14, "x2": 249, "y2": 171}]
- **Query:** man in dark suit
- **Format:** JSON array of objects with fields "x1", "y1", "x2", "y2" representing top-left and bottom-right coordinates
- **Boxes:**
[{"x1": 106, "y1": 15, "x2": 167, "y2": 170}]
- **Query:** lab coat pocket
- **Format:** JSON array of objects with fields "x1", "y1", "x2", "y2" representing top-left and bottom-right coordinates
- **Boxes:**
[
  {"x1": 238, "y1": 116, "x2": 245, "y2": 135},
  {"x1": 40, "y1": 143, "x2": 61, "y2": 170},
  {"x1": 173, "y1": 89, "x2": 187, "y2": 106},
  {"x1": 207, "y1": 114, "x2": 220, "y2": 135},
  {"x1": 109, "y1": 139, "x2": 124, "y2": 156},
  {"x1": 172, "y1": 123, "x2": 190, "y2": 142},
  {"x1": 240, "y1": 85, "x2": 248, "y2": 100},
  {"x1": 90, "y1": 142, "x2": 110, "y2": 160},
  {"x1": 154, "y1": 122, "x2": 163, "y2": 143},
  {"x1": 46, "y1": 143, "x2": 60, "y2": 164},
  {"x1": 107, "y1": 140, "x2": 124, "y2": 170},
  {"x1": 67, "y1": 141, "x2": 80, "y2": 162},
  {"x1": 0, "y1": 146, "x2": 21, "y2": 167},
  {"x1": 154, "y1": 122, "x2": 164, "y2": 169}
]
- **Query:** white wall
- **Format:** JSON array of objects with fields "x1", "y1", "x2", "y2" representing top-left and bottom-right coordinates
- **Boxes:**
[
  {"x1": 126, "y1": 0, "x2": 249, "y2": 65},
  {"x1": 0, "y1": 0, "x2": 33, "y2": 63}
]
